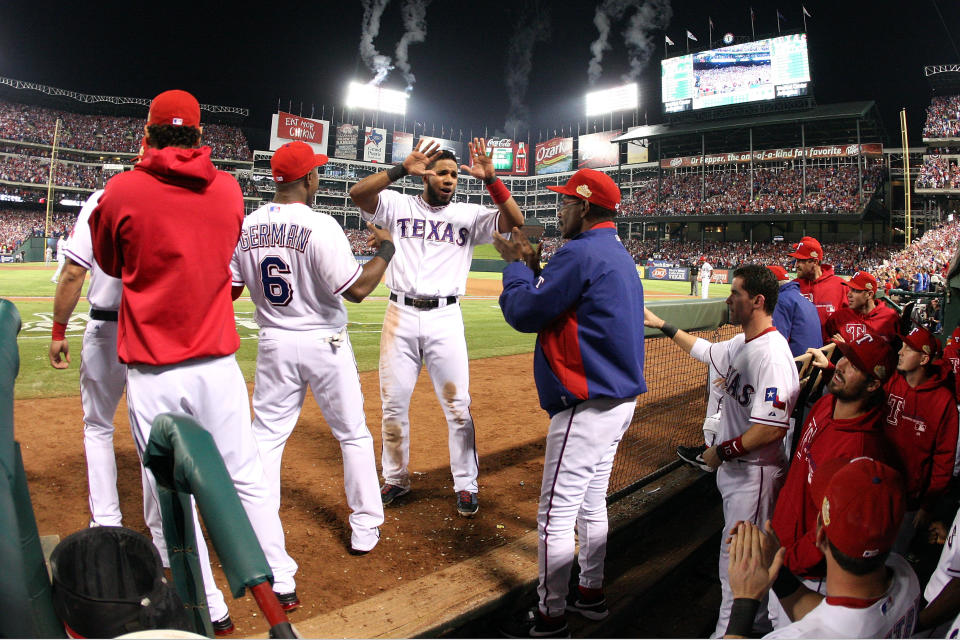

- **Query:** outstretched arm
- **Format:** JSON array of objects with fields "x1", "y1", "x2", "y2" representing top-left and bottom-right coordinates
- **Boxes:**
[
  {"x1": 349, "y1": 139, "x2": 442, "y2": 213},
  {"x1": 460, "y1": 137, "x2": 524, "y2": 233}
]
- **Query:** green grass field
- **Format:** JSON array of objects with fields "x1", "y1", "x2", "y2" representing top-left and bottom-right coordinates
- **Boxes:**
[{"x1": 5, "y1": 263, "x2": 730, "y2": 400}]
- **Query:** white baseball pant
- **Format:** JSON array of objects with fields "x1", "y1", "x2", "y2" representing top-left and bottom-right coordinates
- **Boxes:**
[
  {"x1": 251, "y1": 327, "x2": 383, "y2": 552},
  {"x1": 701, "y1": 278, "x2": 711, "y2": 299},
  {"x1": 126, "y1": 354, "x2": 297, "y2": 622},
  {"x1": 379, "y1": 300, "x2": 478, "y2": 493},
  {"x1": 713, "y1": 458, "x2": 785, "y2": 638},
  {"x1": 536, "y1": 397, "x2": 637, "y2": 618}
]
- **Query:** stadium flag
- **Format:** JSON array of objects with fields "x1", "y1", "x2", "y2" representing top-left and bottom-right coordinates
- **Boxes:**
[
  {"x1": 776, "y1": 9, "x2": 785, "y2": 33},
  {"x1": 665, "y1": 34, "x2": 674, "y2": 45},
  {"x1": 664, "y1": 34, "x2": 674, "y2": 57},
  {"x1": 686, "y1": 29, "x2": 697, "y2": 53},
  {"x1": 708, "y1": 17, "x2": 714, "y2": 48},
  {"x1": 802, "y1": 5, "x2": 811, "y2": 31},
  {"x1": 750, "y1": 6, "x2": 756, "y2": 40}
]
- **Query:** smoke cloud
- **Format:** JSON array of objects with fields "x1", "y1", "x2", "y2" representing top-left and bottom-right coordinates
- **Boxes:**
[
  {"x1": 588, "y1": 0, "x2": 672, "y2": 85},
  {"x1": 360, "y1": 0, "x2": 394, "y2": 85},
  {"x1": 503, "y1": 1, "x2": 551, "y2": 136},
  {"x1": 395, "y1": 0, "x2": 431, "y2": 92}
]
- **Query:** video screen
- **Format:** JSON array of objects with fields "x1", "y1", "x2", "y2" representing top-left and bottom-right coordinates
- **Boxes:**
[{"x1": 662, "y1": 34, "x2": 811, "y2": 113}]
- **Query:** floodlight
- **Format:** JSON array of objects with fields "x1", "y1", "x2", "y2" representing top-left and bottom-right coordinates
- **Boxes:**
[
  {"x1": 346, "y1": 81, "x2": 408, "y2": 115},
  {"x1": 585, "y1": 83, "x2": 638, "y2": 116}
]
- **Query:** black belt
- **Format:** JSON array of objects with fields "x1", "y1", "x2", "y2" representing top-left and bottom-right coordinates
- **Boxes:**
[
  {"x1": 90, "y1": 308, "x2": 118, "y2": 321},
  {"x1": 389, "y1": 292, "x2": 458, "y2": 309}
]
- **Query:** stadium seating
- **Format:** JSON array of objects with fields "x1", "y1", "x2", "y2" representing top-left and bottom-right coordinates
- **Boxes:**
[{"x1": 923, "y1": 95, "x2": 960, "y2": 139}]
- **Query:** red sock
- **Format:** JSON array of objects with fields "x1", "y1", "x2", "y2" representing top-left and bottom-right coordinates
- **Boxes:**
[{"x1": 578, "y1": 585, "x2": 603, "y2": 601}]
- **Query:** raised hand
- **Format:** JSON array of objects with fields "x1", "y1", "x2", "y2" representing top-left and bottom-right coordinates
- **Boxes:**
[
  {"x1": 493, "y1": 227, "x2": 534, "y2": 264},
  {"x1": 365, "y1": 222, "x2": 392, "y2": 250},
  {"x1": 460, "y1": 137, "x2": 496, "y2": 181},
  {"x1": 403, "y1": 139, "x2": 443, "y2": 177}
]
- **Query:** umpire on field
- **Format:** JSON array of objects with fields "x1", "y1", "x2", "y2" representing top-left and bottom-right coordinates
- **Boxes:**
[{"x1": 493, "y1": 169, "x2": 646, "y2": 638}]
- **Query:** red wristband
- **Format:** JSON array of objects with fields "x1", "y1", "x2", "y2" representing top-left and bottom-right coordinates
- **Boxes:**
[
  {"x1": 52, "y1": 321, "x2": 67, "y2": 341},
  {"x1": 717, "y1": 436, "x2": 746, "y2": 462},
  {"x1": 485, "y1": 178, "x2": 511, "y2": 204}
]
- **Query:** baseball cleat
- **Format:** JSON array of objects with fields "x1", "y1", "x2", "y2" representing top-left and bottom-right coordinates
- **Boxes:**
[
  {"x1": 565, "y1": 591, "x2": 609, "y2": 621},
  {"x1": 676, "y1": 444, "x2": 713, "y2": 472},
  {"x1": 274, "y1": 590, "x2": 300, "y2": 612},
  {"x1": 380, "y1": 483, "x2": 410, "y2": 505},
  {"x1": 456, "y1": 491, "x2": 479, "y2": 517},
  {"x1": 212, "y1": 614, "x2": 235, "y2": 636},
  {"x1": 499, "y1": 608, "x2": 569, "y2": 638}
]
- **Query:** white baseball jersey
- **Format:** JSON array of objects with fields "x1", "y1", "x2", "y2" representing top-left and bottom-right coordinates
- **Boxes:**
[
  {"x1": 690, "y1": 327, "x2": 800, "y2": 464},
  {"x1": 700, "y1": 261, "x2": 713, "y2": 282},
  {"x1": 764, "y1": 553, "x2": 920, "y2": 638},
  {"x1": 62, "y1": 190, "x2": 122, "y2": 311},
  {"x1": 925, "y1": 503, "x2": 960, "y2": 603},
  {"x1": 230, "y1": 202, "x2": 361, "y2": 331},
  {"x1": 360, "y1": 189, "x2": 499, "y2": 296}
]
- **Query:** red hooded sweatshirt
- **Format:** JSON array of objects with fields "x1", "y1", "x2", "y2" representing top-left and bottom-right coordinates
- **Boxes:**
[
  {"x1": 883, "y1": 365, "x2": 959, "y2": 512},
  {"x1": 89, "y1": 145, "x2": 243, "y2": 365},
  {"x1": 794, "y1": 264, "x2": 849, "y2": 341},
  {"x1": 824, "y1": 301, "x2": 900, "y2": 345},
  {"x1": 771, "y1": 394, "x2": 894, "y2": 579}
]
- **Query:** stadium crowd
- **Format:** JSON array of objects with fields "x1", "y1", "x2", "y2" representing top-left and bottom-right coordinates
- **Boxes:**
[
  {"x1": 917, "y1": 154, "x2": 960, "y2": 189},
  {"x1": 0, "y1": 154, "x2": 102, "y2": 189},
  {"x1": 0, "y1": 208, "x2": 74, "y2": 254},
  {"x1": 619, "y1": 163, "x2": 884, "y2": 216},
  {"x1": 923, "y1": 94, "x2": 960, "y2": 139},
  {"x1": 0, "y1": 99, "x2": 251, "y2": 160}
]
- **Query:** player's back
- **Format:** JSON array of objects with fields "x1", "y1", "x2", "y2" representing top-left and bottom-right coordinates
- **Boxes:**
[{"x1": 232, "y1": 202, "x2": 360, "y2": 331}]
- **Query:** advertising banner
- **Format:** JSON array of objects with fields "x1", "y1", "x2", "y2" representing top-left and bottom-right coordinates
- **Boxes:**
[
  {"x1": 270, "y1": 112, "x2": 329, "y2": 154},
  {"x1": 481, "y1": 138, "x2": 530, "y2": 175},
  {"x1": 710, "y1": 269, "x2": 730, "y2": 284},
  {"x1": 578, "y1": 130, "x2": 621, "y2": 169},
  {"x1": 334, "y1": 123, "x2": 359, "y2": 160},
  {"x1": 661, "y1": 143, "x2": 884, "y2": 168},
  {"x1": 363, "y1": 127, "x2": 387, "y2": 163},
  {"x1": 645, "y1": 266, "x2": 689, "y2": 281},
  {"x1": 626, "y1": 128, "x2": 649, "y2": 164},
  {"x1": 391, "y1": 131, "x2": 413, "y2": 163},
  {"x1": 535, "y1": 136, "x2": 574, "y2": 175},
  {"x1": 418, "y1": 135, "x2": 463, "y2": 161}
]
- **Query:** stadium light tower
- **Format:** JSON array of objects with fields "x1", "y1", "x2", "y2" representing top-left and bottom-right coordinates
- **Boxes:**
[
  {"x1": 585, "y1": 82, "x2": 638, "y2": 116},
  {"x1": 346, "y1": 81, "x2": 408, "y2": 115}
]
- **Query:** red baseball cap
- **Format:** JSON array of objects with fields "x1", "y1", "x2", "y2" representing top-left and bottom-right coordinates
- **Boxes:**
[
  {"x1": 844, "y1": 271, "x2": 878, "y2": 293},
  {"x1": 789, "y1": 236, "x2": 823, "y2": 261},
  {"x1": 767, "y1": 265, "x2": 789, "y2": 281},
  {"x1": 271, "y1": 141, "x2": 329, "y2": 183},
  {"x1": 546, "y1": 168, "x2": 621, "y2": 211},
  {"x1": 811, "y1": 457, "x2": 904, "y2": 559},
  {"x1": 147, "y1": 90, "x2": 200, "y2": 128},
  {"x1": 902, "y1": 325, "x2": 942, "y2": 358},
  {"x1": 835, "y1": 332, "x2": 897, "y2": 381}
]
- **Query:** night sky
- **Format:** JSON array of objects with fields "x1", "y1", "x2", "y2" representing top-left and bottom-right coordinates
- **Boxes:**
[{"x1": 0, "y1": 0, "x2": 957, "y2": 148}]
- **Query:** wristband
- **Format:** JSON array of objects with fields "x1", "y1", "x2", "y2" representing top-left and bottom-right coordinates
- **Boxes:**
[
  {"x1": 772, "y1": 565, "x2": 803, "y2": 599},
  {"x1": 52, "y1": 321, "x2": 67, "y2": 341},
  {"x1": 374, "y1": 239, "x2": 395, "y2": 264},
  {"x1": 660, "y1": 323, "x2": 679, "y2": 339},
  {"x1": 483, "y1": 175, "x2": 497, "y2": 186},
  {"x1": 725, "y1": 598, "x2": 761, "y2": 638},
  {"x1": 386, "y1": 165, "x2": 407, "y2": 182},
  {"x1": 485, "y1": 178, "x2": 511, "y2": 205},
  {"x1": 717, "y1": 436, "x2": 746, "y2": 462}
]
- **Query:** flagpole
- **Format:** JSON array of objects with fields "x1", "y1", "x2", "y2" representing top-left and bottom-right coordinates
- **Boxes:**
[
  {"x1": 750, "y1": 7, "x2": 756, "y2": 40},
  {"x1": 709, "y1": 18, "x2": 713, "y2": 49},
  {"x1": 803, "y1": 9, "x2": 807, "y2": 32},
  {"x1": 777, "y1": 11, "x2": 780, "y2": 34}
]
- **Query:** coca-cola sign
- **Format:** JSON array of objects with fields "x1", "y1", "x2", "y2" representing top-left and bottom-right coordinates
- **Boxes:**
[
  {"x1": 535, "y1": 137, "x2": 573, "y2": 175},
  {"x1": 659, "y1": 143, "x2": 883, "y2": 168}
]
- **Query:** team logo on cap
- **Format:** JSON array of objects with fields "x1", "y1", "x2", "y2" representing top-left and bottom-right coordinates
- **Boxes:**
[
  {"x1": 821, "y1": 496, "x2": 831, "y2": 526},
  {"x1": 874, "y1": 365, "x2": 887, "y2": 379},
  {"x1": 810, "y1": 250, "x2": 819, "y2": 258},
  {"x1": 576, "y1": 184, "x2": 592, "y2": 199},
  {"x1": 172, "y1": 117, "x2": 183, "y2": 126}
]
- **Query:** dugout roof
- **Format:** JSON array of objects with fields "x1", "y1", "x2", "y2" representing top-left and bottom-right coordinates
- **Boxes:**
[{"x1": 612, "y1": 101, "x2": 885, "y2": 158}]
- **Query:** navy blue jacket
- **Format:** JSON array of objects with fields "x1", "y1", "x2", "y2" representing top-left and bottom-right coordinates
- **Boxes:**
[
  {"x1": 499, "y1": 223, "x2": 646, "y2": 416},
  {"x1": 773, "y1": 280, "x2": 823, "y2": 356}
]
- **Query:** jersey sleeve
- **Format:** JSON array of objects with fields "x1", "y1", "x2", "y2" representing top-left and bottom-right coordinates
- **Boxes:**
[
  {"x1": 62, "y1": 190, "x2": 103, "y2": 270},
  {"x1": 229, "y1": 243, "x2": 244, "y2": 287},
  {"x1": 360, "y1": 186, "x2": 399, "y2": 226},
  {"x1": 690, "y1": 337, "x2": 733, "y2": 378},
  {"x1": 750, "y1": 355, "x2": 796, "y2": 428},
  {"x1": 89, "y1": 188, "x2": 122, "y2": 278},
  {"x1": 471, "y1": 205, "x2": 501, "y2": 245},
  {"x1": 314, "y1": 218, "x2": 362, "y2": 296}
]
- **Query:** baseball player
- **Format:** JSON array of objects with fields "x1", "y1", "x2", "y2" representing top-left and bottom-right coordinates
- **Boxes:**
[
  {"x1": 918, "y1": 503, "x2": 960, "y2": 636},
  {"x1": 770, "y1": 334, "x2": 897, "y2": 601},
  {"x1": 726, "y1": 458, "x2": 920, "y2": 639},
  {"x1": 51, "y1": 234, "x2": 67, "y2": 283},
  {"x1": 89, "y1": 90, "x2": 297, "y2": 633},
  {"x1": 645, "y1": 264, "x2": 800, "y2": 637},
  {"x1": 824, "y1": 271, "x2": 900, "y2": 344},
  {"x1": 788, "y1": 236, "x2": 848, "y2": 341},
  {"x1": 230, "y1": 141, "x2": 393, "y2": 555},
  {"x1": 883, "y1": 326, "x2": 958, "y2": 553},
  {"x1": 493, "y1": 169, "x2": 646, "y2": 638},
  {"x1": 700, "y1": 258, "x2": 714, "y2": 299},
  {"x1": 348, "y1": 138, "x2": 524, "y2": 516},
  {"x1": 48, "y1": 189, "x2": 162, "y2": 545}
]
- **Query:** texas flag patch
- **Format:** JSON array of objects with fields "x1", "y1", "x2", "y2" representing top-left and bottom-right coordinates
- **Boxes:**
[{"x1": 765, "y1": 387, "x2": 786, "y2": 410}]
